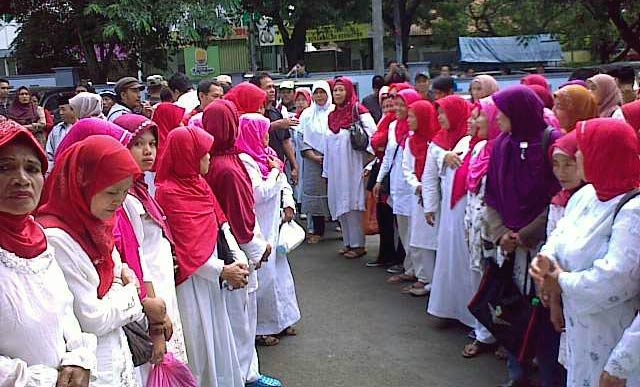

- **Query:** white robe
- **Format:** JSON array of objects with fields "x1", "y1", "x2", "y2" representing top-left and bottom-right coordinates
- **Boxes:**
[
  {"x1": 45, "y1": 228, "x2": 143, "y2": 387},
  {"x1": 377, "y1": 121, "x2": 414, "y2": 217},
  {"x1": 0, "y1": 245, "x2": 97, "y2": 387},
  {"x1": 176, "y1": 249, "x2": 243, "y2": 387},
  {"x1": 606, "y1": 312, "x2": 640, "y2": 383},
  {"x1": 540, "y1": 185, "x2": 640, "y2": 387},
  {"x1": 322, "y1": 112, "x2": 376, "y2": 220},
  {"x1": 422, "y1": 138, "x2": 477, "y2": 328},
  {"x1": 240, "y1": 153, "x2": 301, "y2": 336},
  {"x1": 122, "y1": 195, "x2": 188, "y2": 364}
]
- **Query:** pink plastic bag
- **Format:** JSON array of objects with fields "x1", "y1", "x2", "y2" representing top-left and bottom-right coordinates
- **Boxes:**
[{"x1": 147, "y1": 353, "x2": 197, "y2": 387}]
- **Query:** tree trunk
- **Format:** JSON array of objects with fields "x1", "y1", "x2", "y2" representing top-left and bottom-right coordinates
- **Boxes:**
[
  {"x1": 606, "y1": 1, "x2": 640, "y2": 56},
  {"x1": 77, "y1": 30, "x2": 106, "y2": 83}
]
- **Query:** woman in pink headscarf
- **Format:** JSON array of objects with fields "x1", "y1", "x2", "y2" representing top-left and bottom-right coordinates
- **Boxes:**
[
  {"x1": 236, "y1": 112, "x2": 301, "y2": 346},
  {"x1": 587, "y1": 74, "x2": 625, "y2": 119},
  {"x1": 470, "y1": 75, "x2": 499, "y2": 102}
]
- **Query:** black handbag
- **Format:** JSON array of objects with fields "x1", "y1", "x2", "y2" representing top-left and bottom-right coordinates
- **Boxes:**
[
  {"x1": 349, "y1": 103, "x2": 369, "y2": 152},
  {"x1": 468, "y1": 253, "x2": 536, "y2": 356},
  {"x1": 366, "y1": 160, "x2": 381, "y2": 192},
  {"x1": 217, "y1": 228, "x2": 236, "y2": 266},
  {"x1": 123, "y1": 319, "x2": 153, "y2": 367}
]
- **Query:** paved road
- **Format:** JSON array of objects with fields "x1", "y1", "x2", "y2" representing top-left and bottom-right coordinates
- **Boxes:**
[{"x1": 258, "y1": 227, "x2": 506, "y2": 387}]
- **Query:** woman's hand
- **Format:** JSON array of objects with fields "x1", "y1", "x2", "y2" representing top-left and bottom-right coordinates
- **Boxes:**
[
  {"x1": 444, "y1": 151, "x2": 463, "y2": 168},
  {"x1": 56, "y1": 366, "x2": 90, "y2": 387},
  {"x1": 121, "y1": 267, "x2": 140, "y2": 292},
  {"x1": 221, "y1": 261, "x2": 249, "y2": 288},
  {"x1": 541, "y1": 261, "x2": 565, "y2": 299},
  {"x1": 142, "y1": 297, "x2": 167, "y2": 324},
  {"x1": 499, "y1": 232, "x2": 518, "y2": 254},
  {"x1": 149, "y1": 334, "x2": 166, "y2": 365},
  {"x1": 599, "y1": 371, "x2": 626, "y2": 387},
  {"x1": 163, "y1": 314, "x2": 174, "y2": 341},
  {"x1": 530, "y1": 254, "x2": 553, "y2": 290},
  {"x1": 415, "y1": 185, "x2": 423, "y2": 197},
  {"x1": 283, "y1": 207, "x2": 295, "y2": 223},
  {"x1": 373, "y1": 182, "x2": 382, "y2": 200},
  {"x1": 425, "y1": 212, "x2": 436, "y2": 226},
  {"x1": 268, "y1": 156, "x2": 282, "y2": 171},
  {"x1": 260, "y1": 244, "x2": 272, "y2": 264}
]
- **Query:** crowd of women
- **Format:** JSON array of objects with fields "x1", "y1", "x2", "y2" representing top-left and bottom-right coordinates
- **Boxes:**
[{"x1": 1, "y1": 68, "x2": 640, "y2": 387}]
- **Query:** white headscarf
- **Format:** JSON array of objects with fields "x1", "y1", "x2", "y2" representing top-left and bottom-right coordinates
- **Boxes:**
[
  {"x1": 300, "y1": 81, "x2": 334, "y2": 152},
  {"x1": 69, "y1": 92, "x2": 105, "y2": 119}
]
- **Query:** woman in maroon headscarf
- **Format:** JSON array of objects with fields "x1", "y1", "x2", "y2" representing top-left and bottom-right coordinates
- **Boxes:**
[
  {"x1": 372, "y1": 88, "x2": 422, "y2": 285},
  {"x1": 325, "y1": 77, "x2": 377, "y2": 258},
  {"x1": 155, "y1": 126, "x2": 248, "y2": 387},
  {"x1": 422, "y1": 95, "x2": 477, "y2": 328},
  {"x1": 0, "y1": 121, "x2": 94, "y2": 387},
  {"x1": 8, "y1": 86, "x2": 46, "y2": 145},
  {"x1": 39, "y1": 135, "x2": 144, "y2": 386},
  {"x1": 202, "y1": 100, "x2": 282, "y2": 386}
]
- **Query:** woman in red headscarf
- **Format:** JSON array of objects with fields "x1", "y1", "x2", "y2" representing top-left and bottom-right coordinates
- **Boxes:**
[
  {"x1": 202, "y1": 101, "x2": 283, "y2": 385},
  {"x1": 372, "y1": 88, "x2": 422, "y2": 283},
  {"x1": 421, "y1": 95, "x2": 478, "y2": 328},
  {"x1": 0, "y1": 121, "x2": 94, "y2": 387},
  {"x1": 325, "y1": 77, "x2": 377, "y2": 258},
  {"x1": 38, "y1": 135, "x2": 144, "y2": 386},
  {"x1": 155, "y1": 126, "x2": 248, "y2": 387},
  {"x1": 293, "y1": 88, "x2": 312, "y2": 118},
  {"x1": 113, "y1": 114, "x2": 189, "y2": 366},
  {"x1": 152, "y1": 102, "x2": 185, "y2": 163},
  {"x1": 224, "y1": 82, "x2": 268, "y2": 116},
  {"x1": 531, "y1": 118, "x2": 640, "y2": 387},
  {"x1": 395, "y1": 100, "x2": 441, "y2": 297}
]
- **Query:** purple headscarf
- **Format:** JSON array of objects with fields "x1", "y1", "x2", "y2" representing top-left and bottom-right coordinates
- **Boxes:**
[
  {"x1": 55, "y1": 118, "x2": 133, "y2": 161},
  {"x1": 485, "y1": 85, "x2": 561, "y2": 231}
]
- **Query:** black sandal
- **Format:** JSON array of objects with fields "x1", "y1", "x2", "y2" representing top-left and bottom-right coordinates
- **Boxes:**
[{"x1": 462, "y1": 340, "x2": 495, "y2": 358}]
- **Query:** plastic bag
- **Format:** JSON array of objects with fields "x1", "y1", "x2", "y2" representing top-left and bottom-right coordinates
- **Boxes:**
[
  {"x1": 147, "y1": 352, "x2": 197, "y2": 387},
  {"x1": 363, "y1": 191, "x2": 379, "y2": 235},
  {"x1": 276, "y1": 220, "x2": 306, "y2": 255}
]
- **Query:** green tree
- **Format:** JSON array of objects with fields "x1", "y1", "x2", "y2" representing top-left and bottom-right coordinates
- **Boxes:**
[{"x1": 8, "y1": 0, "x2": 237, "y2": 82}]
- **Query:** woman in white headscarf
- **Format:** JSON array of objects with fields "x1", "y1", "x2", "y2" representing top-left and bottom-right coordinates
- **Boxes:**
[
  {"x1": 299, "y1": 81, "x2": 334, "y2": 244},
  {"x1": 69, "y1": 92, "x2": 105, "y2": 120}
]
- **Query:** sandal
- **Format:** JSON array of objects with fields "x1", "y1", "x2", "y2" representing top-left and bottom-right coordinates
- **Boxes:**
[
  {"x1": 278, "y1": 326, "x2": 298, "y2": 337},
  {"x1": 344, "y1": 248, "x2": 367, "y2": 259},
  {"x1": 387, "y1": 274, "x2": 416, "y2": 283},
  {"x1": 338, "y1": 247, "x2": 351, "y2": 255},
  {"x1": 255, "y1": 335, "x2": 280, "y2": 346},
  {"x1": 462, "y1": 340, "x2": 496, "y2": 358},
  {"x1": 307, "y1": 235, "x2": 322, "y2": 244}
]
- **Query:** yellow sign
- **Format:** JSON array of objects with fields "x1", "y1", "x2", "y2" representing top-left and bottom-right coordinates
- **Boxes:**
[{"x1": 266, "y1": 23, "x2": 371, "y2": 46}]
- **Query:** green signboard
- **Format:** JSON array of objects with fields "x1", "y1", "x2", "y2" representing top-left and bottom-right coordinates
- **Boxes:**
[{"x1": 184, "y1": 46, "x2": 221, "y2": 79}]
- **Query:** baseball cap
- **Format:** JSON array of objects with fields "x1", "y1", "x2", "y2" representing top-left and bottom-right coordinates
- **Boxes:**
[
  {"x1": 114, "y1": 77, "x2": 145, "y2": 94},
  {"x1": 415, "y1": 71, "x2": 430, "y2": 81},
  {"x1": 146, "y1": 75, "x2": 164, "y2": 87},
  {"x1": 216, "y1": 75, "x2": 232, "y2": 84},
  {"x1": 280, "y1": 80, "x2": 295, "y2": 90}
]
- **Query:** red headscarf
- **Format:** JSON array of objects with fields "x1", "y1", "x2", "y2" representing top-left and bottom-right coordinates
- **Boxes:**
[
  {"x1": 431, "y1": 95, "x2": 471, "y2": 151},
  {"x1": 622, "y1": 100, "x2": 640, "y2": 132},
  {"x1": 152, "y1": 102, "x2": 185, "y2": 163},
  {"x1": 433, "y1": 95, "x2": 473, "y2": 208},
  {"x1": 294, "y1": 89, "x2": 312, "y2": 118},
  {"x1": 408, "y1": 100, "x2": 440, "y2": 177},
  {"x1": 0, "y1": 120, "x2": 47, "y2": 258},
  {"x1": 549, "y1": 131, "x2": 583, "y2": 207},
  {"x1": 521, "y1": 74, "x2": 550, "y2": 90},
  {"x1": 224, "y1": 82, "x2": 267, "y2": 115},
  {"x1": 576, "y1": 118, "x2": 640, "y2": 201},
  {"x1": 371, "y1": 113, "x2": 396, "y2": 160},
  {"x1": 394, "y1": 89, "x2": 422, "y2": 147},
  {"x1": 328, "y1": 77, "x2": 368, "y2": 134},
  {"x1": 527, "y1": 84, "x2": 554, "y2": 110},
  {"x1": 203, "y1": 100, "x2": 257, "y2": 245},
  {"x1": 113, "y1": 114, "x2": 174, "y2": 244},
  {"x1": 38, "y1": 136, "x2": 141, "y2": 298},
  {"x1": 155, "y1": 126, "x2": 227, "y2": 285}
]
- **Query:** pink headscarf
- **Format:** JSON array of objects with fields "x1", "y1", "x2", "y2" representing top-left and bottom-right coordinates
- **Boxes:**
[
  {"x1": 236, "y1": 113, "x2": 281, "y2": 179},
  {"x1": 466, "y1": 97, "x2": 501, "y2": 194},
  {"x1": 471, "y1": 75, "x2": 500, "y2": 99},
  {"x1": 588, "y1": 74, "x2": 623, "y2": 118}
]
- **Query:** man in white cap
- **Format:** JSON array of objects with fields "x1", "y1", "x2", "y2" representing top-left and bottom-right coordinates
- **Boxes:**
[
  {"x1": 216, "y1": 74, "x2": 233, "y2": 93},
  {"x1": 277, "y1": 80, "x2": 296, "y2": 117},
  {"x1": 146, "y1": 74, "x2": 164, "y2": 106}
]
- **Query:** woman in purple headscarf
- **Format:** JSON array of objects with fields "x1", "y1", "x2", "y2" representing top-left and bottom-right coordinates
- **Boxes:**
[{"x1": 483, "y1": 85, "x2": 563, "y2": 386}]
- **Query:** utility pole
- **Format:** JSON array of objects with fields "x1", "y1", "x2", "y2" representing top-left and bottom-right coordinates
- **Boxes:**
[
  {"x1": 248, "y1": 13, "x2": 258, "y2": 72},
  {"x1": 393, "y1": 0, "x2": 403, "y2": 63},
  {"x1": 372, "y1": 0, "x2": 384, "y2": 75}
]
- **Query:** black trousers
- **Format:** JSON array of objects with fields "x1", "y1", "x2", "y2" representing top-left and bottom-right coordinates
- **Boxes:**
[{"x1": 376, "y1": 202, "x2": 404, "y2": 265}]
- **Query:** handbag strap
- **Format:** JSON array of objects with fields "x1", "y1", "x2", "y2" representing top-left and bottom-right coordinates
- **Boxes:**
[
  {"x1": 613, "y1": 188, "x2": 640, "y2": 222},
  {"x1": 351, "y1": 102, "x2": 363, "y2": 125}
]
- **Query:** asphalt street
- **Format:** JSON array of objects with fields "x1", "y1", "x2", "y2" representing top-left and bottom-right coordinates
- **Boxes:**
[{"x1": 258, "y1": 226, "x2": 506, "y2": 387}]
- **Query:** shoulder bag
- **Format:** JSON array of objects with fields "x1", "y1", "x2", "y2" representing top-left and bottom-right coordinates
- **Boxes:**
[{"x1": 349, "y1": 103, "x2": 369, "y2": 152}]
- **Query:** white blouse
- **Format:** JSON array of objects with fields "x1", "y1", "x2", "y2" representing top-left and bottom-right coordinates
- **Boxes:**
[
  {"x1": 45, "y1": 228, "x2": 144, "y2": 387},
  {"x1": 0, "y1": 245, "x2": 97, "y2": 387}
]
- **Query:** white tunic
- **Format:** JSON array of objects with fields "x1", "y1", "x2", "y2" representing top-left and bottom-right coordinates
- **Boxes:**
[
  {"x1": 464, "y1": 140, "x2": 488, "y2": 272},
  {"x1": 122, "y1": 195, "x2": 188, "y2": 364},
  {"x1": 606, "y1": 312, "x2": 640, "y2": 383},
  {"x1": 45, "y1": 228, "x2": 143, "y2": 387},
  {"x1": 540, "y1": 185, "x2": 640, "y2": 387},
  {"x1": 401, "y1": 140, "x2": 439, "y2": 250},
  {"x1": 376, "y1": 121, "x2": 415, "y2": 216},
  {"x1": 422, "y1": 138, "x2": 477, "y2": 328},
  {"x1": 0, "y1": 245, "x2": 97, "y2": 387},
  {"x1": 322, "y1": 112, "x2": 376, "y2": 220},
  {"x1": 175, "y1": 250, "x2": 243, "y2": 387},
  {"x1": 240, "y1": 154, "x2": 301, "y2": 336}
]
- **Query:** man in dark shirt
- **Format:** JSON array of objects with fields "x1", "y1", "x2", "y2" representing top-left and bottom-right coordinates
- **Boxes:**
[
  {"x1": 384, "y1": 60, "x2": 409, "y2": 85},
  {"x1": 250, "y1": 72, "x2": 300, "y2": 185},
  {"x1": 0, "y1": 78, "x2": 11, "y2": 118},
  {"x1": 362, "y1": 75, "x2": 384, "y2": 123}
]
